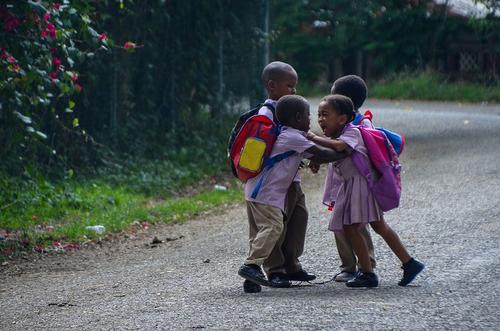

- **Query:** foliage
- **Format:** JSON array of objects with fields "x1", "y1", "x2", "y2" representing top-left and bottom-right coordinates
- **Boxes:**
[
  {"x1": 271, "y1": 0, "x2": 498, "y2": 84},
  {"x1": 0, "y1": 1, "x2": 110, "y2": 176}
]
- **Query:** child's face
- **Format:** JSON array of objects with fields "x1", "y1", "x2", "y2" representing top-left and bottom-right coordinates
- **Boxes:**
[
  {"x1": 295, "y1": 107, "x2": 311, "y2": 132},
  {"x1": 268, "y1": 71, "x2": 298, "y2": 100},
  {"x1": 317, "y1": 101, "x2": 348, "y2": 138}
]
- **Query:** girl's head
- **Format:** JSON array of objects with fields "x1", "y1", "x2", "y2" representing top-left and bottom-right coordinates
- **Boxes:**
[
  {"x1": 317, "y1": 94, "x2": 355, "y2": 138},
  {"x1": 276, "y1": 95, "x2": 310, "y2": 132}
]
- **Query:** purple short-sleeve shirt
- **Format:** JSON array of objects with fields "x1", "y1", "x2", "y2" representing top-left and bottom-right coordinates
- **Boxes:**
[
  {"x1": 322, "y1": 120, "x2": 372, "y2": 207},
  {"x1": 245, "y1": 126, "x2": 314, "y2": 212}
]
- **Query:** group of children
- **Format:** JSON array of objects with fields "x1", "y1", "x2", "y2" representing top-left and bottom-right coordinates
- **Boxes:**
[{"x1": 236, "y1": 61, "x2": 424, "y2": 293}]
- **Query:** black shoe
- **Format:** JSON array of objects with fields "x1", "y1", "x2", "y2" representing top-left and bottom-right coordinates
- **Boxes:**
[
  {"x1": 399, "y1": 258, "x2": 425, "y2": 286},
  {"x1": 238, "y1": 264, "x2": 269, "y2": 287},
  {"x1": 346, "y1": 272, "x2": 379, "y2": 288},
  {"x1": 243, "y1": 280, "x2": 262, "y2": 293},
  {"x1": 268, "y1": 273, "x2": 291, "y2": 288},
  {"x1": 285, "y1": 269, "x2": 317, "y2": 282}
]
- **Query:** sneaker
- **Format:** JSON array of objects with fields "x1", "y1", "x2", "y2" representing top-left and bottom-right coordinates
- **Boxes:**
[
  {"x1": 399, "y1": 258, "x2": 425, "y2": 286},
  {"x1": 268, "y1": 273, "x2": 291, "y2": 288},
  {"x1": 334, "y1": 271, "x2": 358, "y2": 283},
  {"x1": 285, "y1": 269, "x2": 317, "y2": 282},
  {"x1": 346, "y1": 272, "x2": 379, "y2": 288},
  {"x1": 243, "y1": 280, "x2": 262, "y2": 293},
  {"x1": 238, "y1": 264, "x2": 269, "y2": 287}
]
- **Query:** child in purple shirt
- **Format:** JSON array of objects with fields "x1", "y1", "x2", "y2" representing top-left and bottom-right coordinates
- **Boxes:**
[
  {"x1": 238, "y1": 95, "x2": 346, "y2": 290},
  {"x1": 240, "y1": 61, "x2": 323, "y2": 293},
  {"x1": 307, "y1": 94, "x2": 424, "y2": 287}
]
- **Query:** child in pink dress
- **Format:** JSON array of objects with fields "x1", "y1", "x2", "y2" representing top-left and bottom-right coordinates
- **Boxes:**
[{"x1": 307, "y1": 94, "x2": 424, "y2": 287}]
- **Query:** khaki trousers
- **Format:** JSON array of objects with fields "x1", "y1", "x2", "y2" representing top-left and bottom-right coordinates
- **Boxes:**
[
  {"x1": 334, "y1": 225, "x2": 376, "y2": 273},
  {"x1": 264, "y1": 182, "x2": 308, "y2": 275},
  {"x1": 245, "y1": 201, "x2": 284, "y2": 266}
]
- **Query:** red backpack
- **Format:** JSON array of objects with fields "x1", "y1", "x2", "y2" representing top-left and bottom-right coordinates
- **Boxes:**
[{"x1": 229, "y1": 113, "x2": 281, "y2": 182}]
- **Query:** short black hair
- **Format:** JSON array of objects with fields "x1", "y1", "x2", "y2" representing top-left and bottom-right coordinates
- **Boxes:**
[
  {"x1": 321, "y1": 94, "x2": 355, "y2": 122},
  {"x1": 330, "y1": 75, "x2": 367, "y2": 110},
  {"x1": 262, "y1": 61, "x2": 297, "y2": 83},
  {"x1": 276, "y1": 95, "x2": 309, "y2": 126}
]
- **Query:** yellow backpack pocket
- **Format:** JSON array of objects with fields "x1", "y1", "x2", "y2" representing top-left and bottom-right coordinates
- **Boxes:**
[{"x1": 239, "y1": 137, "x2": 266, "y2": 172}]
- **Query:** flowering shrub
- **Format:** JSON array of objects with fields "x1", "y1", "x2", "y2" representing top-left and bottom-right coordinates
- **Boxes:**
[{"x1": 0, "y1": 1, "x2": 110, "y2": 168}]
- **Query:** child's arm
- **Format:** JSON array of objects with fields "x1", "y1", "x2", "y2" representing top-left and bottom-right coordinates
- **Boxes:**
[
  {"x1": 306, "y1": 132, "x2": 348, "y2": 152},
  {"x1": 305, "y1": 144, "x2": 346, "y2": 164}
]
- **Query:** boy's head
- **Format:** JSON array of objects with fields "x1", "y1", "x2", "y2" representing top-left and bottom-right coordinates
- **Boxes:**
[
  {"x1": 262, "y1": 61, "x2": 298, "y2": 101},
  {"x1": 276, "y1": 95, "x2": 310, "y2": 132},
  {"x1": 330, "y1": 75, "x2": 367, "y2": 111}
]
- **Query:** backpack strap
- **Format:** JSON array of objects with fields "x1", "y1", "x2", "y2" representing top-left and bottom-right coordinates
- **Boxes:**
[
  {"x1": 352, "y1": 113, "x2": 364, "y2": 125},
  {"x1": 351, "y1": 151, "x2": 373, "y2": 186},
  {"x1": 353, "y1": 110, "x2": 373, "y2": 126},
  {"x1": 250, "y1": 150, "x2": 296, "y2": 199},
  {"x1": 262, "y1": 102, "x2": 279, "y2": 125}
]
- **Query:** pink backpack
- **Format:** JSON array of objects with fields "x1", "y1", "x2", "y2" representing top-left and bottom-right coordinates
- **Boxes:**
[{"x1": 350, "y1": 124, "x2": 402, "y2": 212}]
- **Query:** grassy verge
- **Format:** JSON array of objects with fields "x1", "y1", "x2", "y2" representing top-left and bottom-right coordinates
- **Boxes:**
[
  {"x1": 300, "y1": 72, "x2": 500, "y2": 103},
  {"x1": 0, "y1": 178, "x2": 243, "y2": 258},
  {"x1": 370, "y1": 72, "x2": 500, "y2": 103}
]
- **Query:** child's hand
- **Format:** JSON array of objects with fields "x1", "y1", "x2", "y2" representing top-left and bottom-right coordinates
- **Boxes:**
[
  {"x1": 306, "y1": 131, "x2": 317, "y2": 141},
  {"x1": 309, "y1": 161, "x2": 320, "y2": 173}
]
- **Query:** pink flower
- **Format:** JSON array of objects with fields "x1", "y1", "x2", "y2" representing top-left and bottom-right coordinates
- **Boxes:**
[
  {"x1": 43, "y1": 12, "x2": 51, "y2": 22},
  {"x1": 4, "y1": 15, "x2": 20, "y2": 32},
  {"x1": 53, "y1": 4, "x2": 61, "y2": 10},
  {"x1": 52, "y1": 56, "x2": 62, "y2": 68},
  {"x1": 63, "y1": 243, "x2": 80, "y2": 250},
  {"x1": 123, "y1": 41, "x2": 136, "y2": 49},
  {"x1": 6, "y1": 55, "x2": 16, "y2": 63},
  {"x1": 98, "y1": 33, "x2": 107, "y2": 40},
  {"x1": 31, "y1": 12, "x2": 42, "y2": 25},
  {"x1": 41, "y1": 22, "x2": 56, "y2": 38},
  {"x1": 74, "y1": 83, "x2": 82, "y2": 92},
  {"x1": 69, "y1": 71, "x2": 79, "y2": 81},
  {"x1": 49, "y1": 71, "x2": 58, "y2": 81}
]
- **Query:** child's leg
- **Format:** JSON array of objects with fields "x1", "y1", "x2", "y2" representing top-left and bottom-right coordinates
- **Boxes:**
[
  {"x1": 360, "y1": 225, "x2": 377, "y2": 270},
  {"x1": 265, "y1": 183, "x2": 306, "y2": 275},
  {"x1": 370, "y1": 219, "x2": 411, "y2": 264},
  {"x1": 244, "y1": 202, "x2": 284, "y2": 266},
  {"x1": 281, "y1": 183, "x2": 307, "y2": 274},
  {"x1": 264, "y1": 183, "x2": 315, "y2": 282},
  {"x1": 344, "y1": 224, "x2": 373, "y2": 273},
  {"x1": 334, "y1": 232, "x2": 358, "y2": 273}
]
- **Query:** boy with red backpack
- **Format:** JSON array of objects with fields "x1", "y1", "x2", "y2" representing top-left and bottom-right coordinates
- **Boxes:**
[
  {"x1": 236, "y1": 94, "x2": 346, "y2": 291},
  {"x1": 231, "y1": 61, "x2": 336, "y2": 292}
]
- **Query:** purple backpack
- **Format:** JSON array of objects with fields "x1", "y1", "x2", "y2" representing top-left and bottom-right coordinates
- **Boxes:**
[{"x1": 351, "y1": 125, "x2": 402, "y2": 212}]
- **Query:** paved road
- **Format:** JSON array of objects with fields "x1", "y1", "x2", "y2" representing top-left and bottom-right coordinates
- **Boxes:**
[{"x1": 1, "y1": 100, "x2": 499, "y2": 330}]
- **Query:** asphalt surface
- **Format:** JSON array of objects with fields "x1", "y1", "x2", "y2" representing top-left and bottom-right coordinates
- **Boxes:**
[{"x1": 1, "y1": 99, "x2": 499, "y2": 330}]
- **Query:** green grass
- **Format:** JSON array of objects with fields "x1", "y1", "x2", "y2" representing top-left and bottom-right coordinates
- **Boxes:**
[
  {"x1": 370, "y1": 72, "x2": 500, "y2": 103},
  {"x1": 0, "y1": 175, "x2": 243, "y2": 257}
]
